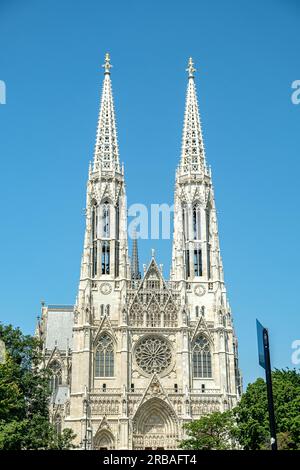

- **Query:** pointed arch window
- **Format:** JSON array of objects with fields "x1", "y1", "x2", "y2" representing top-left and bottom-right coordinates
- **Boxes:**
[
  {"x1": 92, "y1": 203, "x2": 98, "y2": 277},
  {"x1": 95, "y1": 334, "x2": 114, "y2": 377},
  {"x1": 205, "y1": 207, "x2": 210, "y2": 242},
  {"x1": 101, "y1": 241, "x2": 110, "y2": 274},
  {"x1": 49, "y1": 360, "x2": 62, "y2": 393},
  {"x1": 128, "y1": 302, "x2": 144, "y2": 327},
  {"x1": 194, "y1": 244, "x2": 202, "y2": 276},
  {"x1": 91, "y1": 203, "x2": 98, "y2": 239},
  {"x1": 185, "y1": 248, "x2": 190, "y2": 279},
  {"x1": 115, "y1": 241, "x2": 120, "y2": 278},
  {"x1": 115, "y1": 200, "x2": 120, "y2": 240},
  {"x1": 193, "y1": 335, "x2": 212, "y2": 378},
  {"x1": 193, "y1": 203, "x2": 201, "y2": 240},
  {"x1": 164, "y1": 302, "x2": 177, "y2": 327},
  {"x1": 146, "y1": 302, "x2": 160, "y2": 328},
  {"x1": 101, "y1": 201, "x2": 110, "y2": 238},
  {"x1": 207, "y1": 243, "x2": 211, "y2": 280},
  {"x1": 182, "y1": 204, "x2": 189, "y2": 240}
]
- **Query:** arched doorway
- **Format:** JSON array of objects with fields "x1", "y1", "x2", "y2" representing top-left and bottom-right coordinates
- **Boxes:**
[
  {"x1": 132, "y1": 398, "x2": 179, "y2": 450},
  {"x1": 93, "y1": 429, "x2": 115, "y2": 450}
]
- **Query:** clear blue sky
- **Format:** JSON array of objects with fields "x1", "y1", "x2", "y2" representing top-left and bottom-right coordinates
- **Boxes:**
[{"x1": 0, "y1": 0, "x2": 299, "y2": 386}]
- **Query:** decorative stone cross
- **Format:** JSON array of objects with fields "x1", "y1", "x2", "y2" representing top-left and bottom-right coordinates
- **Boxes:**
[
  {"x1": 186, "y1": 57, "x2": 196, "y2": 78},
  {"x1": 102, "y1": 52, "x2": 112, "y2": 74}
]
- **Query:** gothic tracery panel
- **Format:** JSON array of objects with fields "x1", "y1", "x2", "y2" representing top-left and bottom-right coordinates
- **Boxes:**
[
  {"x1": 192, "y1": 335, "x2": 212, "y2": 378},
  {"x1": 95, "y1": 333, "x2": 114, "y2": 377},
  {"x1": 135, "y1": 336, "x2": 172, "y2": 376}
]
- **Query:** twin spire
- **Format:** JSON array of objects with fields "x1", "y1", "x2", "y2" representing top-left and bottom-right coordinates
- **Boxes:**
[{"x1": 93, "y1": 54, "x2": 207, "y2": 176}]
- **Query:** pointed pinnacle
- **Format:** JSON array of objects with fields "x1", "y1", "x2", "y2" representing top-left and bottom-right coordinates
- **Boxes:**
[{"x1": 131, "y1": 231, "x2": 141, "y2": 280}]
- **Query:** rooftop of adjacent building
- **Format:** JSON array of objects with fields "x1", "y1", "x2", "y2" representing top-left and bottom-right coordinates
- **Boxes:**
[{"x1": 40, "y1": 304, "x2": 74, "y2": 351}]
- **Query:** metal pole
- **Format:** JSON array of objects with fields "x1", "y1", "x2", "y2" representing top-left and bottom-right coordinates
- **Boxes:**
[{"x1": 263, "y1": 328, "x2": 277, "y2": 451}]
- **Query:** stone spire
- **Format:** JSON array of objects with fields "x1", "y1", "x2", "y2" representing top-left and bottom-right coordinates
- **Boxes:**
[
  {"x1": 93, "y1": 53, "x2": 120, "y2": 172},
  {"x1": 131, "y1": 232, "x2": 141, "y2": 280},
  {"x1": 171, "y1": 58, "x2": 221, "y2": 282},
  {"x1": 179, "y1": 57, "x2": 207, "y2": 176}
]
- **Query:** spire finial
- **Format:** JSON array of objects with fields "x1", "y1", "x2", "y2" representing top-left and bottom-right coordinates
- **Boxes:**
[
  {"x1": 102, "y1": 52, "x2": 112, "y2": 75},
  {"x1": 186, "y1": 57, "x2": 196, "y2": 79}
]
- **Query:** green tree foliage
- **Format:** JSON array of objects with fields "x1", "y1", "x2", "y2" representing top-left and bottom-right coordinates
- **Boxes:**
[
  {"x1": 234, "y1": 369, "x2": 300, "y2": 450},
  {"x1": 179, "y1": 411, "x2": 237, "y2": 450},
  {"x1": 179, "y1": 369, "x2": 300, "y2": 450},
  {"x1": 0, "y1": 323, "x2": 76, "y2": 450}
]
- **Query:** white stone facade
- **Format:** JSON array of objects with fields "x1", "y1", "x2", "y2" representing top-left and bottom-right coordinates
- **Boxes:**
[{"x1": 38, "y1": 54, "x2": 242, "y2": 450}]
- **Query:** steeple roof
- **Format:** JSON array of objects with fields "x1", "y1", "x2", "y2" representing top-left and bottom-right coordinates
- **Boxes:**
[
  {"x1": 179, "y1": 57, "x2": 207, "y2": 176},
  {"x1": 131, "y1": 232, "x2": 141, "y2": 280},
  {"x1": 93, "y1": 53, "x2": 120, "y2": 172}
]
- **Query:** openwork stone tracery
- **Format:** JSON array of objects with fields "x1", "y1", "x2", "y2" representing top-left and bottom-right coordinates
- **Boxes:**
[{"x1": 135, "y1": 336, "x2": 172, "y2": 375}]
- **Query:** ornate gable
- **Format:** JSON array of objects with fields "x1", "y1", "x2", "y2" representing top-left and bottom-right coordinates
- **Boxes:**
[
  {"x1": 133, "y1": 374, "x2": 177, "y2": 420},
  {"x1": 46, "y1": 346, "x2": 64, "y2": 367},
  {"x1": 93, "y1": 314, "x2": 117, "y2": 345},
  {"x1": 191, "y1": 314, "x2": 214, "y2": 343}
]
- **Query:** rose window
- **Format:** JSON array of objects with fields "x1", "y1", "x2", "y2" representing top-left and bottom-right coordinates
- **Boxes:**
[{"x1": 135, "y1": 336, "x2": 172, "y2": 375}]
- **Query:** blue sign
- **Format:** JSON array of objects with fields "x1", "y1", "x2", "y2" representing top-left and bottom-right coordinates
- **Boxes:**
[{"x1": 256, "y1": 319, "x2": 266, "y2": 369}]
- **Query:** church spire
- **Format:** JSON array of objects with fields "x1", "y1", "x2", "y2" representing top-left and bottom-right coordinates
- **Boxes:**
[
  {"x1": 179, "y1": 57, "x2": 207, "y2": 176},
  {"x1": 131, "y1": 231, "x2": 141, "y2": 280},
  {"x1": 93, "y1": 53, "x2": 120, "y2": 172}
]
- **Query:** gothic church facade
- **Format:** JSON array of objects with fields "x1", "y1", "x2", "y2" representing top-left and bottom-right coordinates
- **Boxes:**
[{"x1": 37, "y1": 54, "x2": 242, "y2": 450}]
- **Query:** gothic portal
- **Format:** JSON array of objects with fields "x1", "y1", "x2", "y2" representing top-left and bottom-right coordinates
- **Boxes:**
[{"x1": 37, "y1": 54, "x2": 242, "y2": 450}]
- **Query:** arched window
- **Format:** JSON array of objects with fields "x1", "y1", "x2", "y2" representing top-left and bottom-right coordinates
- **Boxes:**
[
  {"x1": 193, "y1": 203, "x2": 201, "y2": 240},
  {"x1": 194, "y1": 244, "x2": 202, "y2": 276},
  {"x1": 207, "y1": 243, "x2": 211, "y2": 280},
  {"x1": 146, "y1": 302, "x2": 160, "y2": 327},
  {"x1": 101, "y1": 241, "x2": 110, "y2": 274},
  {"x1": 105, "y1": 305, "x2": 110, "y2": 317},
  {"x1": 95, "y1": 334, "x2": 114, "y2": 377},
  {"x1": 115, "y1": 241, "x2": 120, "y2": 277},
  {"x1": 49, "y1": 360, "x2": 62, "y2": 393},
  {"x1": 182, "y1": 204, "x2": 188, "y2": 240},
  {"x1": 115, "y1": 200, "x2": 120, "y2": 240},
  {"x1": 92, "y1": 203, "x2": 98, "y2": 277},
  {"x1": 205, "y1": 207, "x2": 210, "y2": 242},
  {"x1": 185, "y1": 248, "x2": 190, "y2": 279},
  {"x1": 193, "y1": 335, "x2": 212, "y2": 378},
  {"x1": 91, "y1": 203, "x2": 98, "y2": 240},
  {"x1": 195, "y1": 306, "x2": 199, "y2": 317},
  {"x1": 101, "y1": 201, "x2": 110, "y2": 238},
  {"x1": 100, "y1": 304, "x2": 104, "y2": 316}
]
